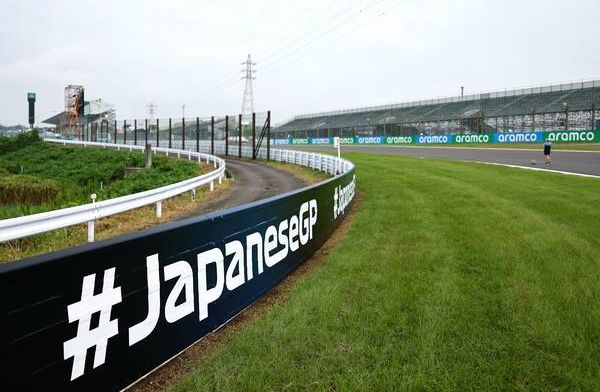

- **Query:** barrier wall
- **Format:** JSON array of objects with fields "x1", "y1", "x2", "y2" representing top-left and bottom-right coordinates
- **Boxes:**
[
  {"x1": 0, "y1": 152, "x2": 356, "y2": 391},
  {"x1": 273, "y1": 130, "x2": 600, "y2": 146}
]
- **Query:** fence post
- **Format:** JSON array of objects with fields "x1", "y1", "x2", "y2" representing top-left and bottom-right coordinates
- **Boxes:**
[
  {"x1": 225, "y1": 115, "x2": 229, "y2": 156},
  {"x1": 134, "y1": 119, "x2": 138, "y2": 145},
  {"x1": 114, "y1": 120, "x2": 117, "y2": 143},
  {"x1": 196, "y1": 117, "x2": 200, "y2": 152},
  {"x1": 123, "y1": 120, "x2": 127, "y2": 144},
  {"x1": 145, "y1": 119, "x2": 149, "y2": 145},
  {"x1": 211, "y1": 116, "x2": 215, "y2": 155},
  {"x1": 156, "y1": 118, "x2": 159, "y2": 147},
  {"x1": 238, "y1": 114, "x2": 242, "y2": 158},
  {"x1": 182, "y1": 117, "x2": 186, "y2": 150},
  {"x1": 169, "y1": 118, "x2": 172, "y2": 149},
  {"x1": 252, "y1": 112, "x2": 256, "y2": 159},
  {"x1": 591, "y1": 104, "x2": 596, "y2": 131},
  {"x1": 267, "y1": 110, "x2": 271, "y2": 161}
]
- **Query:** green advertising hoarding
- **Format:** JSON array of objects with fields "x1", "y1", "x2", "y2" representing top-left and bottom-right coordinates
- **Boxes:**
[{"x1": 543, "y1": 130, "x2": 600, "y2": 143}]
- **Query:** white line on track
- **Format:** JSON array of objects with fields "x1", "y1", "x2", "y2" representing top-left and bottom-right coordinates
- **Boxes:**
[
  {"x1": 357, "y1": 144, "x2": 600, "y2": 153},
  {"x1": 471, "y1": 161, "x2": 600, "y2": 179}
]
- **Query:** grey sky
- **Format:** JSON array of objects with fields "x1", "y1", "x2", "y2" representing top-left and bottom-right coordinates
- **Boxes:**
[{"x1": 1, "y1": 0, "x2": 599, "y2": 125}]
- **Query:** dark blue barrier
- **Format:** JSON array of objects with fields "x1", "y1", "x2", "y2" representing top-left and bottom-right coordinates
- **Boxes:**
[{"x1": 0, "y1": 169, "x2": 356, "y2": 391}]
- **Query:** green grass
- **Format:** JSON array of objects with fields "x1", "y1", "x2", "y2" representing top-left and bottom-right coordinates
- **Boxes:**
[
  {"x1": 414, "y1": 142, "x2": 600, "y2": 151},
  {"x1": 0, "y1": 135, "x2": 200, "y2": 218},
  {"x1": 170, "y1": 153, "x2": 600, "y2": 391}
]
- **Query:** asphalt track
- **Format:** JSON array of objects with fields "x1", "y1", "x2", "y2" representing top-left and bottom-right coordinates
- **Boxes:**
[
  {"x1": 288, "y1": 145, "x2": 600, "y2": 177},
  {"x1": 179, "y1": 158, "x2": 307, "y2": 219}
]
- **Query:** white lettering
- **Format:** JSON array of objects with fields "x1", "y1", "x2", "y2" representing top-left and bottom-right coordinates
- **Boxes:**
[{"x1": 197, "y1": 248, "x2": 225, "y2": 321}]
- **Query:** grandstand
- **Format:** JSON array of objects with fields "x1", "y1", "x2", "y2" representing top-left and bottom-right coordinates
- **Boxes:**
[{"x1": 275, "y1": 79, "x2": 600, "y2": 137}]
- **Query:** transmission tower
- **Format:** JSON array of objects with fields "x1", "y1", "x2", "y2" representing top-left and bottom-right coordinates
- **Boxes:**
[
  {"x1": 241, "y1": 54, "x2": 256, "y2": 118},
  {"x1": 146, "y1": 102, "x2": 158, "y2": 118}
]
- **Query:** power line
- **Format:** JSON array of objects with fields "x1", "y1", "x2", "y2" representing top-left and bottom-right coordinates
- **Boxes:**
[
  {"x1": 259, "y1": 0, "x2": 410, "y2": 77},
  {"x1": 258, "y1": 0, "x2": 389, "y2": 72},
  {"x1": 177, "y1": 0, "x2": 373, "y2": 108}
]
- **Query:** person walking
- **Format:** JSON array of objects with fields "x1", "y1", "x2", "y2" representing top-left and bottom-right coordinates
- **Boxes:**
[{"x1": 543, "y1": 138, "x2": 552, "y2": 165}]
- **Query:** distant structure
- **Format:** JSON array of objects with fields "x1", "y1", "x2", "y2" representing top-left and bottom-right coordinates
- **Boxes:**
[
  {"x1": 146, "y1": 102, "x2": 158, "y2": 119},
  {"x1": 42, "y1": 86, "x2": 115, "y2": 141},
  {"x1": 241, "y1": 54, "x2": 256, "y2": 119},
  {"x1": 64, "y1": 85, "x2": 84, "y2": 138},
  {"x1": 276, "y1": 79, "x2": 600, "y2": 137}
]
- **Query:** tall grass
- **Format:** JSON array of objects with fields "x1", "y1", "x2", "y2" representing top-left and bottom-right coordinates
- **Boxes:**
[{"x1": 0, "y1": 135, "x2": 200, "y2": 218}]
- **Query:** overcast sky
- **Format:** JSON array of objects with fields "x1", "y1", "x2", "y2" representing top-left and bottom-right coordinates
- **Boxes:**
[{"x1": 1, "y1": 0, "x2": 599, "y2": 125}]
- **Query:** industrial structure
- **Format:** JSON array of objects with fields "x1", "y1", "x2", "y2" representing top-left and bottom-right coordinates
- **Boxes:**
[
  {"x1": 42, "y1": 86, "x2": 116, "y2": 141},
  {"x1": 275, "y1": 79, "x2": 600, "y2": 137},
  {"x1": 241, "y1": 54, "x2": 256, "y2": 121}
]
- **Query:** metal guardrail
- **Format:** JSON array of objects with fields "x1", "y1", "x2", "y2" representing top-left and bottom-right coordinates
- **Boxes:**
[
  {"x1": 0, "y1": 139, "x2": 226, "y2": 242},
  {"x1": 0, "y1": 139, "x2": 352, "y2": 243}
]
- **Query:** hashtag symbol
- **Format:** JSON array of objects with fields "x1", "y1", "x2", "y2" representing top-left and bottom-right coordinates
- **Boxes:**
[{"x1": 63, "y1": 267, "x2": 122, "y2": 381}]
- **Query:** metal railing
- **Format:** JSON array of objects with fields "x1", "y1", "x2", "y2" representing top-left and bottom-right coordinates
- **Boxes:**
[
  {"x1": 0, "y1": 139, "x2": 226, "y2": 243},
  {"x1": 0, "y1": 139, "x2": 352, "y2": 243}
]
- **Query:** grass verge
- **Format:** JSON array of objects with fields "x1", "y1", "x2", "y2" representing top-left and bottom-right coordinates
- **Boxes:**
[
  {"x1": 0, "y1": 178, "x2": 231, "y2": 263},
  {"x1": 169, "y1": 152, "x2": 600, "y2": 391},
  {"x1": 262, "y1": 160, "x2": 331, "y2": 184}
]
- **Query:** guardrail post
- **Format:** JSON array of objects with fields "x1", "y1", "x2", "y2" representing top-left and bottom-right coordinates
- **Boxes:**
[
  {"x1": 210, "y1": 180, "x2": 214, "y2": 192},
  {"x1": 156, "y1": 201, "x2": 162, "y2": 218},
  {"x1": 219, "y1": 174, "x2": 222, "y2": 184},
  {"x1": 87, "y1": 221, "x2": 95, "y2": 242}
]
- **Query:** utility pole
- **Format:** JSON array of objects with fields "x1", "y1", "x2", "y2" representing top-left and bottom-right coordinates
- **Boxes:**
[
  {"x1": 461, "y1": 86, "x2": 464, "y2": 98},
  {"x1": 241, "y1": 54, "x2": 256, "y2": 118},
  {"x1": 182, "y1": 104, "x2": 186, "y2": 119}
]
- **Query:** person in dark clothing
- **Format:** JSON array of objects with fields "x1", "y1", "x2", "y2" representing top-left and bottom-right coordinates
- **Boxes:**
[{"x1": 543, "y1": 138, "x2": 552, "y2": 165}]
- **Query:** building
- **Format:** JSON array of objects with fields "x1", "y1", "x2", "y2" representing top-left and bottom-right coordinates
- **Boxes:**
[
  {"x1": 42, "y1": 98, "x2": 116, "y2": 141},
  {"x1": 275, "y1": 79, "x2": 600, "y2": 138}
]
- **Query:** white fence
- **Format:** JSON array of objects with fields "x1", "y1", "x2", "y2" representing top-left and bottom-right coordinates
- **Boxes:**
[
  {"x1": 0, "y1": 139, "x2": 353, "y2": 243},
  {"x1": 0, "y1": 140, "x2": 226, "y2": 242}
]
